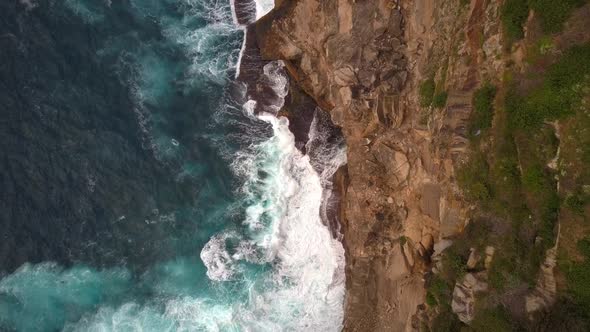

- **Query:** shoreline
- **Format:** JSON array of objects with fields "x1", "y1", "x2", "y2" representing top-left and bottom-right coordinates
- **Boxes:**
[{"x1": 232, "y1": 0, "x2": 346, "y2": 241}]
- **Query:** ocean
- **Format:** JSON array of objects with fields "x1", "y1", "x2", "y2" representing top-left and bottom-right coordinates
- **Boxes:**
[{"x1": 0, "y1": 0, "x2": 346, "y2": 331}]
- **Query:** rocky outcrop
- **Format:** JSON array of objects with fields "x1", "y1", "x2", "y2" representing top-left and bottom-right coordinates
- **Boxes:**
[
  {"x1": 255, "y1": 3, "x2": 426, "y2": 331},
  {"x1": 255, "y1": 0, "x2": 505, "y2": 330},
  {"x1": 525, "y1": 247, "x2": 558, "y2": 319},
  {"x1": 451, "y1": 272, "x2": 489, "y2": 323}
]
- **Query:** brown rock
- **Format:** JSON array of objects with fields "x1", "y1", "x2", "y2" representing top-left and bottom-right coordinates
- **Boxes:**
[
  {"x1": 466, "y1": 248, "x2": 480, "y2": 269},
  {"x1": 451, "y1": 272, "x2": 489, "y2": 323},
  {"x1": 334, "y1": 66, "x2": 357, "y2": 86},
  {"x1": 421, "y1": 233, "x2": 434, "y2": 252},
  {"x1": 358, "y1": 69, "x2": 377, "y2": 88},
  {"x1": 255, "y1": 0, "x2": 476, "y2": 329}
]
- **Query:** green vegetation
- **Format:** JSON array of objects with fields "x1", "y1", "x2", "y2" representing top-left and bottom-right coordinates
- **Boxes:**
[
  {"x1": 427, "y1": 44, "x2": 590, "y2": 331},
  {"x1": 534, "y1": 297, "x2": 590, "y2": 331},
  {"x1": 428, "y1": 276, "x2": 452, "y2": 305},
  {"x1": 565, "y1": 237, "x2": 590, "y2": 307},
  {"x1": 529, "y1": 0, "x2": 587, "y2": 33},
  {"x1": 433, "y1": 91, "x2": 448, "y2": 108},
  {"x1": 501, "y1": 0, "x2": 587, "y2": 40},
  {"x1": 399, "y1": 235, "x2": 407, "y2": 246},
  {"x1": 565, "y1": 190, "x2": 588, "y2": 215},
  {"x1": 425, "y1": 291, "x2": 438, "y2": 306},
  {"x1": 424, "y1": 25, "x2": 590, "y2": 328},
  {"x1": 431, "y1": 309, "x2": 462, "y2": 332},
  {"x1": 457, "y1": 151, "x2": 491, "y2": 203},
  {"x1": 419, "y1": 78, "x2": 436, "y2": 107},
  {"x1": 525, "y1": 36, "x2": 555, "y2": 64},
  {"x1": 441, "y1": 248, "x2": 467, "y2": 281},
  {"x1": 425, "y1": 274, "x2": 463, "y2": 331},
  {"x1": 487, "y1": 255, "x2": 511, "y2": 290},
  {"x1": 507, "y1": 43, "x2": 590, "y2": 130},
  {"x1": 500, "y1": 0, "x2": 529, "y2": 41},
  {"x1": 467, "y1": 307, "x2": 514, "y2": 332},
  {"x1": 522, "y1": 164, "x2": 547, "y2": 193},
  {"x1": 471, "y1": 83, "x2": 497, "y2": 134}
]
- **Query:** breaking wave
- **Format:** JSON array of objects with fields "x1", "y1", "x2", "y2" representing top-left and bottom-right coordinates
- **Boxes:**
[
  {"x1": 201, "y1": 61, "x2": 346, "y2": 330},
  {"x1": 0, "y1": 0, "x2": 345, "y2": 331}
]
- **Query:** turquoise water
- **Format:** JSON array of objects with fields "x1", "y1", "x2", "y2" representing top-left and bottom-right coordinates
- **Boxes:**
[{"x1": 0, "y1": 0, "x2": 345, "y2": 331}]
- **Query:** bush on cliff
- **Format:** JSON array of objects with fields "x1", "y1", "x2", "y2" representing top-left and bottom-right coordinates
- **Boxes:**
[
  {"x1": 433, "y1": 91, "x2": 448, "y2": 109},
  {"x1": 529, "y1": 0, "x2": 588, "y2": 33},
  {"x1": 472, "y1": 83, "x2": 497, "y2": 133},
  {"x1": 533, "y1": 297, "x2": 590, "y2": 331},
  {"x1": 501, "y1": 0, "x2": 529, "y2": 41},
  {"x1": 468, "y1": 307, "x2": 514, "y2": 332},
  {"x1": 565, "y1": 237, "x2": 590, "y2": 308},
  {"x1": 506, "y1": 43, "x2": 590, "y2": 130},
  {"x1": 565, "y1": 190, "x2": 588, "y2": 215},
  {"x1": 419, "y1": 78, "x2": 436, "y2": 107},
  {"x1": 457, "y1": 151, "x2": 492, "y2": 203}
]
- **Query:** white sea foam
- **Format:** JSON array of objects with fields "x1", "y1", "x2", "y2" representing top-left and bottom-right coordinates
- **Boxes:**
[
  {"x1": 202, "y1": 61, "x2": 345, "y2": 331},
  {"x1": 255, "y1": 0, "x2": 275, "y2": 19},
  {"x1": 234, "y1": 26, "x2": 249, "y2": 78},
  {"x1": 200, "y1": 233, "x2": 240, "y2": 281}
]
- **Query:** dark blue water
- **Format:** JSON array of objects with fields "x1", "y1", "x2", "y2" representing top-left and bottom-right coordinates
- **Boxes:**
[{"x1": 0, "y1": 0, "x2": 346, "y2": 330}]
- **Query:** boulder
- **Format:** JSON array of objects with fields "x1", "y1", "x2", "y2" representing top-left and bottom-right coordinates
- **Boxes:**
[
  {"x1": 466, "y1": 248, "x2": 480, "y2": 269},
  {"x1": 451, "y1": 272, "x2": 489, "y2": 323},
  {"x1": 433, "y1": 239, "x2": 453, "y2": 257}
]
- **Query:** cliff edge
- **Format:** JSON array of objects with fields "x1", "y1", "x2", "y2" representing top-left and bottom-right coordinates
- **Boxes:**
[
  {"x1": 255, "y1": 0, "x2": 475, "y2": 330},
  {"x1": 255, "y1": 0, "x2": 590, "y2": 330}
]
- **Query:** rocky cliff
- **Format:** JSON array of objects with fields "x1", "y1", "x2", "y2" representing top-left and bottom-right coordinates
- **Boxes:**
[
  {"x1": 255, "y1": 0, "x2": 590, "y2": 330},
  {"x1": 254, "y1": 0, "x2": 478, "y2": 330}
]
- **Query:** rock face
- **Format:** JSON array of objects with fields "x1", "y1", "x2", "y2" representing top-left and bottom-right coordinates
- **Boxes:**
[
  {"x1": 451, "y1": 272, "x2": 489, "y2": 323},
  {"x1": 254, "y1": 0, "x2": 502, "y2": 330},
  {"x1": 525, "y1": 245, "x2": 558, "y2": 320}
]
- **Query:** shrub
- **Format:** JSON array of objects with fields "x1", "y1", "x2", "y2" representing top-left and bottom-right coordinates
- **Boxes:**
[
  {"x1": 534, "y1": 297, "x2": 590, "y2": 331},
  {"x1": 567, "y1": 262, "x2": 590, "y2": 307},
  {"x1": 432, "y1": 309, "x2": 462, "y2": 332},
  {"x1": 566, "y1": 237, "x2": 590, "y2": 308},
  {"x1": 505, "y1": 89, "x2": 545, "y2": 129},
  {"x1": 488, "y1": 260, "x2": 508, "y2": 291},
  {"x1": 470, "y1": 307, "x2": 514, "y2": 332},
  {"x1": 457, "y1": 151, "x2": 492, "y2": 203},
  {"x1": 506, "y1": 42, "x2": 590, "y2": 129},
  {"x1": 522, "y1": 165, "x2": 547, "y2": 193},
  {"x1": 419, "y1": 78, "x2": 436, "y2": 107},
  {"x1": 472, "y1": 83, "x2": 497, "y2": 133},
  {"x1": 565, "y1": 191, "x2": 587, "y2": 215},
  {"x1": 578, "y1": 238, "x2": 590, "y2": 257},
  {"x1": 529, "y1": 0, "x2": 587, "y2": 33},
  {"x1": 429, "y1": 275, "x2": 452, "y2": 302},
  {"x1": 547, "y1": 43, "x2": 590, "y2": 90},
  {"x1": 425, "y1": 291, "x2": 438, "y2": 306},
  {"x1": 442, "y1": 249, "x2": 467, "y2": 281},
  {"x1": 433, "y1": 91, "x2": 448, "y2": 108},
  {"x1": 492, "y1": 156, "x2": 520, "y2": 188},
  {"x1": 501, "y1": 0, "x2": 529, "y2": 41}
]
